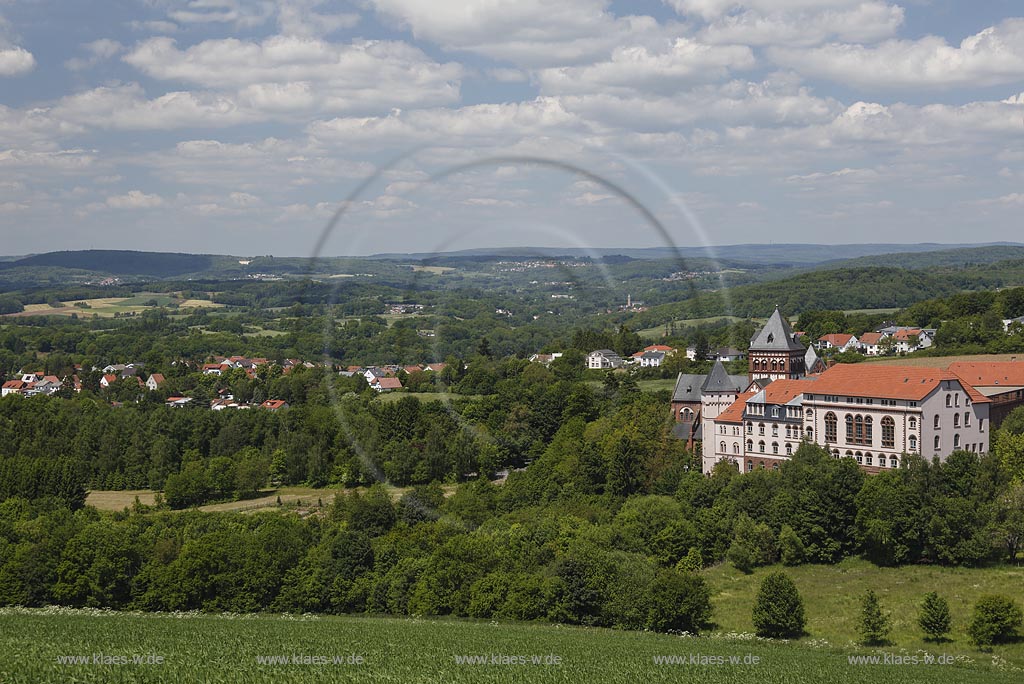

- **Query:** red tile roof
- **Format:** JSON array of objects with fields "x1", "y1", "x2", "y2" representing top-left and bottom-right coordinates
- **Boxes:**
[
  {"x1": 760, "y1": 378, "x2": 818, "y2": 405},
  {"x1": 260, "y1": 399, "x2": 288, "y2": 410},
  {"x1": 717, "y1": 391, "x2": 756, "y2": 423},
  {"x1": 808, "y1": 363, "x2": 989, "y2": 403},
  {"x1": 2, "y1": 380, "x2": 25, "y2": 389},
  {"x1": 644, "y1": 344, "x2": 676, "y2": 352},
  {"x1": 893, "y1": 329, "x2": 922, "y2": 341},
  {"x1": 859, "y1": 332, "x2": 885, "y2": 345},
  {"x1": 948, "y1": 361, "x2": 1024, "y2": 388},
  {"x1": 819, "y1": 333, "x2": 855, "y2": 346},
  {"x1": 376, "y1": 377, "x2": 403, "y2": 389}
]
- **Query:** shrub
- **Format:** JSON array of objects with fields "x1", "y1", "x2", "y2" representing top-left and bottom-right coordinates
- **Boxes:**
[
  {"x1": 858, "y1": 590, "x2": 891, "y2": 645},
  {"x1": 917, "y1": 592, "x2": 951, "y2": 642},
  {"x1": 968, "y1": 595, "x2": 1023, "y2": 648},
  {"x1": 779, "y1": 524, "x2": 806, "y2": 566},
  {"x1": 645, "y1": 569, "x2": 712, "y2": 634},
  {"x1": 752, "y1": 571, "x2": 805, "y2": 638}
]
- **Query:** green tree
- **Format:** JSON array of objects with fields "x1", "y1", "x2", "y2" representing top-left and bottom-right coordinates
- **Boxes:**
[
  {"x1": 917, "y1": 592, "x2": 951, "y2": 642},
  {"x1": 752, "y1": 571, "x2": 806, "y2": 638},
  {"x1": 645, "y1": 569, "x2": 712, "y2": 634},
  {"x1": 779, "y1": 524, "x2": 806, "y2": 566},
  {"x1": 968, "y1": 595, "x2": 1023, "y2": 649},
  {"x1": 857, "y1": 590, "x2": 891, "y2": 645}
]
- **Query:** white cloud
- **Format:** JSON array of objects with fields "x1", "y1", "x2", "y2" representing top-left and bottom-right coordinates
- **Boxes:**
[
  {"x1": 106, "y1": 190, "x2": 165, "y2": 208},
  {"x1": 65, "y1": 39, "x2": 124, "y2": 71},
  {"x1": 665, "y1": 0, "x2": 871, "y2": 21},
  {"x1": 53, "y1": 83, "x2": 255, "y2": 129},
  {"x1": 770, "y1": 19, "x2": 1024, "y2": 89},
  {"x1": 536, "y1": 38, "x2": 755, "y2": 95},
  {"x1": 368, "y1": 0, "x2": 671, "y2": 66},
  {"x1": 0, "y1": 46, "x2": 35, "y2": 75},
  {"x1": 698, "y1": 1, "x2": 903, "y2": 47}
]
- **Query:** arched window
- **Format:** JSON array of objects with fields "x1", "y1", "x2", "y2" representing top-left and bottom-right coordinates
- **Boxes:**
[
  {"x1": 772, "y1": 442, "x2": 779, "y2": 454},
  {"x1": 733, "y1": 443, "x2": 740, "y2": 455},
  {"x1": 720, "y1": 441, "x2": 727, "y2": 453},
  {"x1": 946, "y1": 393, "x2": 952, "y2": 407},
  {"x1": 934, "y1": 435, "x2": 940, "y2": 451},
  {"x1": 681, "y1": 407, "x2": 693, "y2": 421},
  {"x1": 772, "y1": 463, "x2": 779, "y2": 470},
  {"x1": 953, "y1": 434, "x2": 960, "y2": 448},
  {"x1": 786, "y1": 443, "x2": 793, "y2": 456},
  {"x1": 806, "y1": 408, "x2": 813, "y2": 418},
  {"x1": 909, "y1": 435, "x2": 917, "y2": 451},
  {"x1": 863, "y1": 416, "x2": 872, "y2": 444},
  {"x1": 758, "y1": 441, "x2": 765, "y2": 453},
  {"x1": 746, "y1": 439, "x2": 753, "y2": 452},
  {"x1": 825, "y1": 412, "x2": 837, "y2": 442},
  {"x1": 772, "y1": 423, "x2": 779, "y2": 436},
  {"x1": 846, "y1": 414, "x2": 854, "y2": 441},
  {"x1": 759, "y1": 422, "x2": 765, "y2": 435},
  {"x1": 953, "y1": 413, "x2": 960, "y2": 428},
  {"x1": 747, "y1": 460, "x2": 754, "y2": 472},
  {"x1": 865, "y1": 452, "x2": 873, "y2": 466},
  {"x1": 890, "y1": 456, "x2": 898, "y2": 468},
  {"x1": 934, "y1": 415, "x2": 940, "y2": 430},
  {"x1": 908, "y1": 417, "x2": 917, "y2": 430},
  {"x1": 771, "y1": 360, "x2": 778, "y2": 371},
  {"x1": 881, "y1": 416, "x2": 895, "y2": 448},
  {"x1": 805, "y1": 426, "x2": 813, "y2": 439},
  {"x1": 746, "y1": 422, "x2": 752, "y2": 434}
]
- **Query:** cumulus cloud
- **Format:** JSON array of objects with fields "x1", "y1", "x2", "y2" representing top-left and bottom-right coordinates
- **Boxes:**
[
  {"x1": 65, "y1": 39, "x2": 124, "y2": 71},
  {"x1": 106, "y1": 190, "x2": 165, "y2": 208},
  {"x1": 536, "y1": 38, "x2": 755, "y2": 95},
  {"x1": 0, "y1": 46, "x2": 35, "y2": 75},
  {"x1": 698, "y1": 1, "x2": 903, "y2": 46},
  {"x1": 769, "y1": 19, "x2": 1024, "y2": 89}
]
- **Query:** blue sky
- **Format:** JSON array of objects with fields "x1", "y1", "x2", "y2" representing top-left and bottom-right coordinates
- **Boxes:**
[{"x1": 1, "y1": 0, "x2": 1022, "y2": 256}]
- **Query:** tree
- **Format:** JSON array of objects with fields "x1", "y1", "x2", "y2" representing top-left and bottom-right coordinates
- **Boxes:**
[
  {"x1": 857, "y1": 590, "x2": 891, "y2": 645},
  {"x1": 917, "y1": 592, "x2": 951, "y2": 642},
  {"x1": 645, "y1": 569, "x2": 712, "y2": 634},
  {"x1": 968, "y1": 595, "x2": 1023, "y2": 649},
  {"x1": 779, "y1": 525, "x2": 806, "y2": 566},
  {"x1": 752, "y1": 571, "x2": 805, "y2": 638}
]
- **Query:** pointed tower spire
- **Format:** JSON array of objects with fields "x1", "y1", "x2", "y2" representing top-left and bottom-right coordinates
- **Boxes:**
[{"x1": 701, "y1": 360, "x2": 734, "y2": 393}]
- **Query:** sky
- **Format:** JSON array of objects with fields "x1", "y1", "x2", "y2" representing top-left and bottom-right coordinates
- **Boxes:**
[{"x1": 0, "y1": 0, "x2": 1023, "y2": 257}]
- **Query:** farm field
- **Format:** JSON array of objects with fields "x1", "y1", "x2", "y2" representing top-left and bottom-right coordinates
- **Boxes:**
[
  {"x1": 704, "y1": 557, "x2": 1024, "y2": 668},
  {"x1": 0, "y1": 607, "x2": 1015, "y2": 684},
  {"x1": 6, "y1": 293, "x2": 223, "y2": 318},
  {"x1": 863, "y1": 353, "x2": 1024, "y2": 367}
]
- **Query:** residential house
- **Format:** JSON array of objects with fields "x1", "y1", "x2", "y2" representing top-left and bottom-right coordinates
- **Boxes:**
[
  {"x1": 529, "y1": 353, "x2": 563, "y2": 366},
  {"x1": 1002, "y1": 315, "x2": 1024, "y2": 333},
  {"x1": 99, "y1": 374, "x2": 118, "y2": 389},
  {"x1": 260, "y1": 399, "x2": 290, "y2": 411},
  {"x1": 587, "y1": 350, "x2": 623, "y2": 369},
  {"x1": 816, "y1": 333, "x2": 859, "y2": 352},
  {"x1": 712, "y1": 347, "x2": 746, "y2": 362},
  {"x1": 371, "y1": 377, "x2": 403, "y2": 392},
  {"x1": 165, "y1": 397, "x2": 193, "y2": 408},
  {"x1": 2, "y1": 380, "x2": 27, "y2": 397},
  {"x1": 634, "y1": 350, "x2": 666, "y2": 367},
  {"x1": 892, "y1": 328, "x2": 933, "y2": 354},
  {"x1": 858, "y1": 332, "x2": 888, "y2": 356},
  {"x1": 146, "y1": 373, "x2": 166, "y2": 391}
]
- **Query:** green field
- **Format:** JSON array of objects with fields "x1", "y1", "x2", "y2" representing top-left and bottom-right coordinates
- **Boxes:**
[
  {"x1": 9, "y1": 293, "x2": 223, "y2": 318},
  {"x1": 0, "y1": 607, "x2": 1015, "y2": 684},
  {"x1": 638, "y1": 316, "x2": 745, "y2": 338},
  {"x1": 705, "y1": 557, "x2": 1024, "y2": 668}
]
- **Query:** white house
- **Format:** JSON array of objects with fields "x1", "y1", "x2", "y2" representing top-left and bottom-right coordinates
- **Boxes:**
[
  {"x1": 587, "y1": 350, "x2": 623, "y2": 370},
  {"x1": 816, "y1": 333, "x2": 859, "y2": 352},
  {"x1": 858, "y1": 332, "x2": 888, "y2": 356}
]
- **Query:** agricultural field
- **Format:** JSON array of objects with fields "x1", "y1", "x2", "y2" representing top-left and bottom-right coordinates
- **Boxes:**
[
  {"x1": 6, "y1": 293, "x2": 223, "y2": 318},
  {"x1": 864, "y1": 353, "x2": 1024, "y2": 367},
  {"x1": 410, "y1": 265, "x2": 456, "y2": 274},
  {"x1": 704, "y1": 557, "x2": 1024, "y2": 669},
  {"x1": 0, "y1": 607, "x2": 1015, "y2": 684}
]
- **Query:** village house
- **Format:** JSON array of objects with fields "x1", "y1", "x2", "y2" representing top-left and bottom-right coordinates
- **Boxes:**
[
  {"x1": 146, "y1": 373, "x2": 165, "y2": 391},
  {"x1": 587, "y1": 349, "x2": 624, "y2": 370},
  {"x1": 260, "y1": 399, "x2": 290, "y2": 411},
  {"x1": 816, "y1": 333, "x2": 859, "y2": 352},
  {"x1": 371, "y1": 377, "x2": 403, "y2": 392},
  {"x1": 858, "y1": 332, "x2": 888, "y2": 356}
]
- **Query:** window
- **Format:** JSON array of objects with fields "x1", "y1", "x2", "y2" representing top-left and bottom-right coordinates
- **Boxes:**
[
  {"x1": 681, "y1": 407, "x2": 693, "y2": 420},
  {"x1": 733, "y1": 443, "x2": 740, "y2": 455},
  {"x1": 934, "y1": 415, "x2": 940, "y2": 430},
  {"x1": 855, "y1": 452, "x2": 863, "y2": 464},
  {"x1": 934, "y1": 435, "x2": 940, "y2": 451},
  {"x1": 980, "y1": 419, "x2": 985, "y2": 432},
  {"x1": 847, "y1": 415, "x2": 872, "y2": 446},
  {"x1": 946, "y1": 393, "x2": 952, "y2": 407},
  {"x1": 881, "y1": 416, "x2": 895, "y2": 448},
  {"x1": 954, "y1": 434, "x2": 960, "y2": 449},
  {"x1": 806, "y1": 426, "x2": 813, "y2": 439},
  {"x1": 878, "y1": 456, "x2": 886, "y2": 468},
  {"x1": 747, "y1": 440, "x2": 753, "y2": 452},
  {"x1": 909, "y1": 435, "x2": 917, "y2": 451},
  {"x1": 720, "y1": 441, "x2": 727, "y2": 453},
  {"x1": 772, "y1": 423, "x2": 778, "y2": 437},
  {"x1": 747, "y1": 461, "x2": 754, "y2": 472},
  {"x1": 955, "y1": 394, "x2": 960, "y2": 407},
  {"x1": 825, "y1": 412, "x2": 837, "y2": 443},
  {"x1": 865, "y1": 454, "x2": 873, "y2": 466},
  {"x1": 772, "y1": 442, "x2": 779, "y2": 454},
  {"x1": 772, "y1": 463, "x2": 779, "y2": 471},
  {"x1": 908, "y1": 416, "x2": 917, "y2": 430},
  {"x1": 890, "y1": 456, "x2": 898, "y2": 468},
  {"x1": 786, "y1": 443, "x2": 793, "y2": 455},
  {"x1": 746, "y1": 422, "x2": 752, "y2": 434},
  {"x1": 846, "y1": 414, "x2": 854, "y2": 441},
  {"x1": 759, "y1": 441, "x2": 765, "y2": 453},
  {"x1": 759, "y1": 423, "x2": 765, "y2": 436},
  {"x1": 964, "y1": 412, "x2": 971, "y2": 428},
  {"x1": 772, "y1": 407, "x2": 779, "y2": 417}
]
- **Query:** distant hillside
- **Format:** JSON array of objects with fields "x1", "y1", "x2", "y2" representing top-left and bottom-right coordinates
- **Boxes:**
[
  {"x1": 818, "y1": 245, "x2": 1024, "y2": 270},
  {"x1": 0, "y1": 250, "x2": 217, "y2": 278},
  {"x1": 369, "y1": 242, "x2": 1023, "y2": 266}
]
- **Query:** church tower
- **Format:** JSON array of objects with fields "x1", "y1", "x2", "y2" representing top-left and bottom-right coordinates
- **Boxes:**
[{"x1": 748, "y1": 306, "x2": 806, "y2": 383}]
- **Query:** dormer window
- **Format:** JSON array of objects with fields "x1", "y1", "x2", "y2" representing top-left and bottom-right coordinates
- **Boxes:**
[{"x1": 767, "y1": 333, "x2": 774, "y2": 343}]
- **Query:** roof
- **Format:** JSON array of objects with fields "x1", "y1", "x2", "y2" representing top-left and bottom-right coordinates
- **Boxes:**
[
  {"x1": 754, "y1": 378, "x2": 818, "y2": 405},
  {"x1": 702, "y1": 360, "x2": 747, "y2": 393},
  {"x1": 672, "y1": 373, "x2": 709, "y2": 402},
  {"x1": 859, "y1": 332, "x2": 885, "y2": 345},
  {"x1": 893, "y1": 329, "x2": 922, "y2": 341},
  {"x1": 819, "y1": 333, "x2": 855, "y2": 346},
  {"x1": 643, "y1": 344, "x2": 676, "y2": 352},
  {"x1": 807, "y1": 363, "x2": 989, "y2": 403},
  {"x1": 375, "y1": 377, "x2": 403, "y2": 389},
  {"x1": 717, "y1": 392, "x2": 756, "y2": 423},
  {"x1": 261, "y1": 399, "x2": 288, "y2": 409},
  {"x1": 804, "y1": 345, "x2": 822, "y2": 370},
  {"x1": 589, "y1": 349, "x2": 621, "y2": 358},
  {"x1": 2, "y1": 380, "x2": 25, "y2": 389},
  {"x1": 948, "y1": 361, "x2": 1024, "y2": 389},
  {"x1": 640, "y1": 350, "x2": 666, "y2": 360},
  {"x1": 749, "y1": 306, "x2": 804, "y2": 352},
  {"x1": 148, "y1": 373, "x2": 165, "y2": 383}
]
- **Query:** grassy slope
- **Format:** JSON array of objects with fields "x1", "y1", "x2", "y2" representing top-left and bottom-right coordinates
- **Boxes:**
[
  {"x1": 704, "y1": 557, "x2": 1024, "y2": 666},
  {"x1": 1, "y1": 608, "x2": 1017, "y2": 684}
]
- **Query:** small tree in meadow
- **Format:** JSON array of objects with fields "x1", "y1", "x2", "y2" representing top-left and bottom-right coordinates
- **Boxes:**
[
  {"x1": 968, "y1": 595, "x2": 1023, "y2": 649},
  {"x1": 917, "y1": 592, "x2": 951, "y2": 642},
  {"x1": 752, "y1": 572, "x2": 805, "y2": 638},
  {"x1": 858, "y1": 590, "x2": 891, "y2": 645}
]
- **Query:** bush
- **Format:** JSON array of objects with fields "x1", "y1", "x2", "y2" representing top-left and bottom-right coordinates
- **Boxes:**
[
  {"x1": 858, "y1": 590, "x2": 891, "y2": 645},
  {"x1": 779, "y1": 525, "x2": 806, "y2": 566},
  {"x1": 917, "y1": 592, "x2": 951, "y2": 642},
  {"x1": 752, "y1": 571, "x2": 805, "y2": 638},
  {"x1": 968, "y1": 595, "x2": 1023, "y2": 648},
  {"x1": 645, "y1": 569, "x2": 712, "y2": 634}
]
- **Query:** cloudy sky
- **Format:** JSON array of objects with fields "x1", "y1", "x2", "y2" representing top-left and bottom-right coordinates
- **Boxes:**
[{"x1": 1, "y1": 0, "x2": 1023, "y2": 256}]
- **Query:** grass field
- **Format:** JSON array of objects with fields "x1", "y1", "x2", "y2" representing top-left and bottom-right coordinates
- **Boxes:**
[
  {"x1": 0, "y1": 607, "x2": 1016, "y2": 683},
  {"x1": 410, "y1": 265, "x2": 455, "y2": 274},
  {"x1": 8, "y1": 293, "x2": 223, "y2": 318},
  {"x1": 639, "y1": 316, "x2": 745, "y2": 338},
  {"x1": 863, "y1": 353, "x2": 1024, "y2": 367},
  {"x1": 704, "y1": 557, "x2": 1024, "y2": 668}
]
